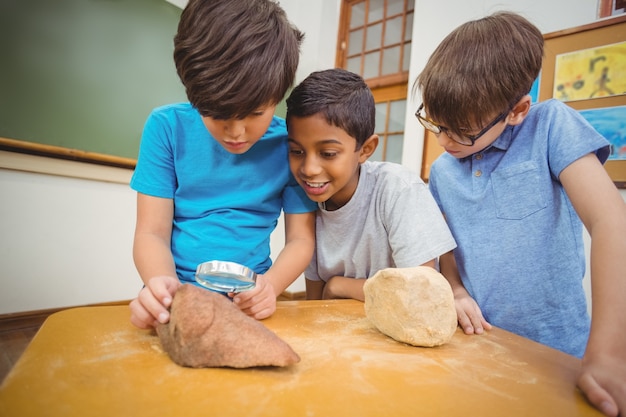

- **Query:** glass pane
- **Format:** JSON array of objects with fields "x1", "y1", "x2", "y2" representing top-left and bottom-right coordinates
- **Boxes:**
[
  {"x1": 384, "y1": 16, "x2": 402, "y2": 46},
  {"x1": 388, "y1": 99, "x2": 406, "y2": 132},
  {"x1": 382, "y1": 46, "x2": 400, "y2": 75},
  {"x1": 365, "y1": 22, "x2": 382, "y2": 50},
  {"x1": 402, "y1": 42, "x2": 411, "y2": 72},
  {"x1": 368, "y1": 0, "x2": 384, "y2": 22},
  {"x1": 386, "y1": 134, "x2": 404, "y2": 164},
  {"x1": 387, "y1": 0, "x2": 404, "y2": 16},
  {"x1": 350, "y1": 2, "x2": 366, "y2": 29},
  {"x1": 407, "y1": 0, "x2": 415, "y2": 11},
  {"x1": 347, "y1": 56, "x2": 362, "y2": 76},
  {"x1": 404, "y1": 12, "x2": 413, "y2": 41},
  {"x1": 348, "y1": 29, "x2": 363, "y2": 56},
  {"x1": 363, "y1": 51, "x2": 380, "y2": 79},
  {"x1": 375, "y1": 102, "x2": 387, "y2": 133}
]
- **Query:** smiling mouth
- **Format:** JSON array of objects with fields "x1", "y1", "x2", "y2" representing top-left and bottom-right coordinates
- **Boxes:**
[{"x1": 302, "y1": 180, "x2": 329, "y2": 196}]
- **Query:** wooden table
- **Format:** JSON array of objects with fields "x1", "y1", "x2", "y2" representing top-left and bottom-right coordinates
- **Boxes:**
[{"x1": 0, "y1": 300, "x2": 601, "y2": 416}]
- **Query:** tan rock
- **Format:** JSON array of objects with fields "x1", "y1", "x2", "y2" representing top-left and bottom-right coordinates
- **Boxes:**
[
  {"x1": 363, "y1": 266, "x2": 457, "y2": 347},
  {"x1": 157, "y1": 284, "x2": 300, "y2": 368}
]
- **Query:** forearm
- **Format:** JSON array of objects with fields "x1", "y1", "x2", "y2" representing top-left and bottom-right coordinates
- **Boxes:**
[
  {"x1": 264, "y1": 237, "x2": 314, "y2": 296},
  {"x1": 264, "y1": 211, "x2": 315, "y2": 296},
  {"x1": 133, "y1": 232, "x2": 178, "y2": 286},
  {"x1": 323, "y1": 276, "x2": 366, "y2": 301},
  {"x1": 586, "y1": 220, "x2": 626, "y2": 356},
  {"x1": 439, "y1": 251, "x2": 469, "y2": 296}
]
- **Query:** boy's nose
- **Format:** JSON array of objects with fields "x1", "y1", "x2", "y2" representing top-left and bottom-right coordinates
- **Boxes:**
[
  {"x1": 436, "y1": 131, "x2": 455, "y2": 148},
  {"x1": 224, "y1": 120, "x2": 245, "y2": 138},
  {"x1": 299, "y1": 156, "x2": 322, "y2": 177}
]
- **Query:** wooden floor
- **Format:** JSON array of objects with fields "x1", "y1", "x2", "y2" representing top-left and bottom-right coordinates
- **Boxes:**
[{"x1": 0, "y1": 319, "x2": 45, "y2": 384}]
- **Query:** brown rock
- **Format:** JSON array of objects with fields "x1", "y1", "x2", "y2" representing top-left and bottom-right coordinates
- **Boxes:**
[{"x1": 156, "y1": 284, "x2": 300, "y2": 368}]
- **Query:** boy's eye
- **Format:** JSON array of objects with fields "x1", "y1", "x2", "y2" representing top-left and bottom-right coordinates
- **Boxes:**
[
  {"x1": 321, "y1": 151, "x2": 337, "y2": 158},
  {"x1": 289, "y1": 148, "x2": 304, "y2": 156}
]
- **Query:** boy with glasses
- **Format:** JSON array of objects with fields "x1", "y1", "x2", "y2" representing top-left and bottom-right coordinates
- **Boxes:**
[{"x1": 415, "y1": 12, "x2": 625, "y2": 416}]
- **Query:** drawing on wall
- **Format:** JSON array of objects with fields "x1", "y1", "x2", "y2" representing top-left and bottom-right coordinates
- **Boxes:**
[
  {"x1": 552, "y1": 41, "x2": 626, "y2": 102},
  {"x1": 579, "y1": 105, "x2": 626, "y2": 160}
]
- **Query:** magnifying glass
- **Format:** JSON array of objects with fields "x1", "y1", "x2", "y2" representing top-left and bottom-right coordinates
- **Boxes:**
[{"x1": 195, "y1": 260, "x2": 257, "y2": 293}]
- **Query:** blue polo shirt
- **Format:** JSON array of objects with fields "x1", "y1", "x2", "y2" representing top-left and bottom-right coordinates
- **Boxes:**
[
  {"x1": 429, "y1": 99, "x2": 610, "y2": 357},
  {"x1": 130, "y1": 103, "x2": 316, "y2": 283}
]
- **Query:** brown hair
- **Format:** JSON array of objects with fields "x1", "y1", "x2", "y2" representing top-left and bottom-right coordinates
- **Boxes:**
[
  {"x1": 174, "y1": 0, "x2": 304, "y2": 119},
  {"x1": 415, "y1": 12, "x2": 543, "y2": 134}
]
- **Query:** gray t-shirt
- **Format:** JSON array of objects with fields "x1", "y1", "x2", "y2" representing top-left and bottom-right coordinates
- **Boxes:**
[{"x1": 305, "y1": 161, "x2": 456, "y2": 282}]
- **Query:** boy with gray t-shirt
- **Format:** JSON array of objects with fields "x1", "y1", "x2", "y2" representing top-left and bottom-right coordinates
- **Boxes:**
[{"x1": 285, "y1": 68, "x2": 456, "y2": 301}]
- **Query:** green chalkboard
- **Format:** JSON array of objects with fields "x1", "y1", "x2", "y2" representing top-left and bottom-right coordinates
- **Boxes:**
[{"x1": 0, "y1": 0, "x2": 187, "y2": 164}]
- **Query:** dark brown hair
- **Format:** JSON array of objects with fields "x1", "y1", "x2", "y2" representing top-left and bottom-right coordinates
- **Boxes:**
[
  {"x1": 415, "y1": 11, "x2": 543, "y2": 134},
  {"x1": 174, "y1": 0, "x2": 304, "y2": 119}
]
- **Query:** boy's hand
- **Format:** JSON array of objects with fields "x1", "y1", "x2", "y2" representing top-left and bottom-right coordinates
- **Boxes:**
[
  {"x1": 129, "y1": 275, "x2": 181, "y2": 329},
  {"x1": 453, "y1": 290, "x2": 492, "y2": 335},
  {"x1": 578, "y1": 352, "x2": 625, "y2": 417},
  {"x1": 231, "y1": 274, "x2": 277, "y2": 320}
]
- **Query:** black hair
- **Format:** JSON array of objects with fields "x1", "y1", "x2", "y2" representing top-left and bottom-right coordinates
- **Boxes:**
[{"x1": 286, "y1": 68, "x2": 375, "y2": 149}]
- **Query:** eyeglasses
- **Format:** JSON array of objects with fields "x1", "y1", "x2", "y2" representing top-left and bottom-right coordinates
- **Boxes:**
[{"x1": 415, "y1": 103, "x2": 510, "y2": 146}]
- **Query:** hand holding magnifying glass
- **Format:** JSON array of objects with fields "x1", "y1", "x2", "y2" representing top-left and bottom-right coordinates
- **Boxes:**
[{"x1": 195, "y1": 260, "x2": 257, "y2": 293}]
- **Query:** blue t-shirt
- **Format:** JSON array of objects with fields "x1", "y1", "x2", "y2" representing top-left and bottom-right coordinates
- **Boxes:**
[
  {"x1": 429, "y1": 99, "x2": 610, "y2": 357},
  {"x1": 130, "y1": 103, "x2": 316, "y2": 283}
]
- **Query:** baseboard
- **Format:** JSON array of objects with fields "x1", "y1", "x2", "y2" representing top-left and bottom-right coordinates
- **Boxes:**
[
  {"x1": 278, "y1": 290, "x2": 306, "y2": 301},
  {"x1": 0, "y1": 300, "x2": 131, "y2": 332}
]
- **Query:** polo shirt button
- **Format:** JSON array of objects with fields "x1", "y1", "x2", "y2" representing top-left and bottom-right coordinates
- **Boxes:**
[
  {"x1": 475, "y1": 170, "x2": 482, "y2": 177},
  {"x1": 475, "y1": 154, "x2": 483, "y2": 160}
]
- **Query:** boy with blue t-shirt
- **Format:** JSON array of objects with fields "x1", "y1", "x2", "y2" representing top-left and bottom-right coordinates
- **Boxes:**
[
  {"x1": 129, "y1": 0, "x2": 316, "y2": 328},
  {"x1": 286, "y1": 68, "x2": 456, "y2": 301},
  {"x1": 415, "y1": 12, "x2": 626, "y2": 416}
]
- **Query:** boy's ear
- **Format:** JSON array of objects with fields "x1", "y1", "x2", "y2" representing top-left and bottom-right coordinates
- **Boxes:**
[
  {"x1": 507, "y1": 95, "x2": 532, "y2": 126},
  {"x1": 359, "y1": 134, "x2": 379, "y2": 162}
]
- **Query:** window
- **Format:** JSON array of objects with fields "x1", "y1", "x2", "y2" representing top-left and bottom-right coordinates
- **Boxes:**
[
  {"x1": 337, "y1": 0, "x2": 414, "y2": 87},
  {"x1": 337, "y1": 0, "x2": 414, "y2": 164}
]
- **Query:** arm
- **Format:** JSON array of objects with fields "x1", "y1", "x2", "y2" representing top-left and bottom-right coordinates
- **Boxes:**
[
  {"x1": 322, "y1": 276, "x2": 367, "y2": 301},
  {"x1": 323, "y1": 260, "x2": 439, "y2": 302},
  {"x1": 560, "y1": 153, "x2": 626, "y2": 417},
  {"x1": 234, "y1": 211, "x2": 315, "y2": 319},
  {"x1": 129, "y1": 193, "x2": 182, "y2": 329},
  {"x1": 439, "y1": 251, "x2": 491, "y2": 335}
]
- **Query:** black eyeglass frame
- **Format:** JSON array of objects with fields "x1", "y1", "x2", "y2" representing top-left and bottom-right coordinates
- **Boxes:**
[{"x1": 415, "y1": 103, "x2": 510, "y2": 146}]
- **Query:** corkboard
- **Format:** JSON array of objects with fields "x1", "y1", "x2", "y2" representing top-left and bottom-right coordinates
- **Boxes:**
[{"x1": 540, "y1": 15, "x2": 626, "y2": 188}]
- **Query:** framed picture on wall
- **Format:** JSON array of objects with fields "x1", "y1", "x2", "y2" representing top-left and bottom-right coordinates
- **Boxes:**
[{"x1": 540, "y1": 14, "x2": 626, "y2": 188}]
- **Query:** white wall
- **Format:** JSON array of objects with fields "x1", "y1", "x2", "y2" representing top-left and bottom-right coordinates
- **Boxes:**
[
  {"x1": 0, "y1": 153, "x2": 140, "y2": 314},
  {"x1": 2, "y1": 0, "x2": 623, "y2": 314}
]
